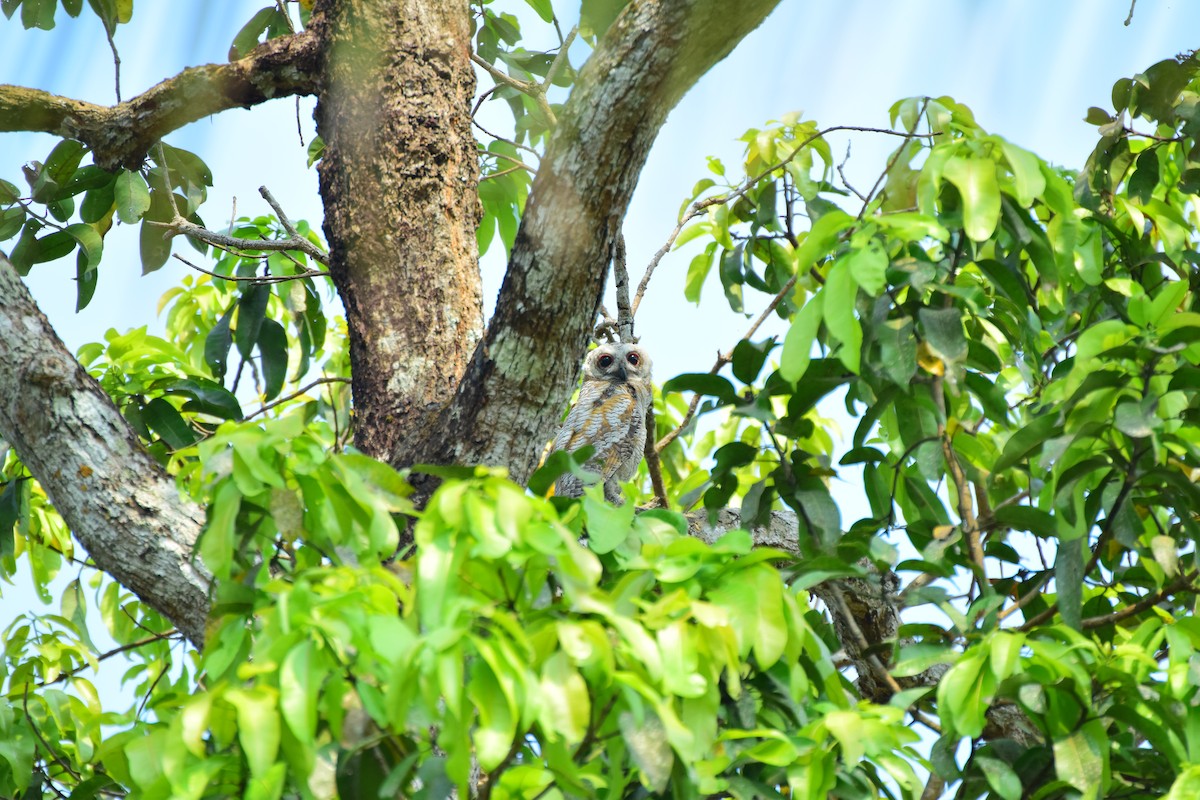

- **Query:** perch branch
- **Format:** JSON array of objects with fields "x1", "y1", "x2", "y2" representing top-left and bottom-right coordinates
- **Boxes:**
[{"x1": 0, "y1": 26, "x2": 321, "y2": 170}]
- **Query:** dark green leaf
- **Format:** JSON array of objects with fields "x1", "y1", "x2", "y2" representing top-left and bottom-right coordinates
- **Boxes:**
[
  {"x1": 731, "y1": 338, "x2": 774, "y2": 385},
  {"x1": 1128, "y1": 149, "x2": 1159, "y2": 204},
  {"x1": 0, "y1": 178, "x2": 19, "y2": 204},
  {"x1": 31, "y1": 230, "x2": 76, "y2": 264},
  {"x1": 257, "y1": 317, "x2": 288, "y2": 401},
  {"x1": 235, "y1": 284, "x2": 270, "y2": 358},
  {"x1": 919, "y1": 306, "x2": 968, "y2": 364},
  {"x1": 662, "y1": 373, "x2": 738, "y2": 406},
  {"x1": 993, "y1": 414, "x2": 1061, "y2": 473},
  {"x1": 74, "y1": 245, "x2": 98, "y2": 311},
  {"x1": 0, "y1": 207, "x2": 25, "y2": 241},
  {"x1": 229, "y1": 7, "x2": 281, "y2": 60},
  {"x1": 205, "y1": 305, "x2": 235, "y2": 380},
  {"x1": 165, "y1": 378, "x2": 244, "y2": 420},
  {"x1": 0, "y1": 478, "x2": 26, "y2": 545},
  {"x1": 141, "y1": 398, "x2": 198, "y2": 450}
]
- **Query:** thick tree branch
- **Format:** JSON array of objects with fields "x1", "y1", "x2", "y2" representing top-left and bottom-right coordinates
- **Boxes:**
[
  {"x1": 0, "y1": 254, "x2": 210, "y2": 647},
  {"x1": 0, "y1": 28, "x2": 321, "y2": 170},
  {"x1": 312, "y1": 0, "x2": 483, "y2": 466},
  {"x1": 439, "y1": 0, "x2": 783, "y2": 484}
]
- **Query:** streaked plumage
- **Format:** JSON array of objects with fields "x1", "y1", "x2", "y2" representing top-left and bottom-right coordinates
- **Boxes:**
[{"x1": 552, "y1": 343, "x2": 653, "y2": 503}]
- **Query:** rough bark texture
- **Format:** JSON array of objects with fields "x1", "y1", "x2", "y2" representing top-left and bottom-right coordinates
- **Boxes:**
[
  {"x1": 0, "y1": 254, "x2": 210, "y2": 646},
  {"x1": 311, "y1": 0, "x2": 483, "y2": 463},
  {"x1": 416, "y1": 0, "x2": 783, "y2": 485},
  {"x1": 0, "y1": 28, "x2": 321, "y2": 171}
]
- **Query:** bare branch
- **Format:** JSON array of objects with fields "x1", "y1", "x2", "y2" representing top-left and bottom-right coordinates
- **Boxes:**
[
  {"x1": 612, "y1": 235, "x2": 634, "y2": 342},
  {"x1": 245, "y1": 376, "x2": 352, "y2": 420},
  {"x1": 0, "y1": 26, "x2": 321, "y2": 170},
  {"x1": 0, "y1": 254, "x2": 210, "y2": 647}
]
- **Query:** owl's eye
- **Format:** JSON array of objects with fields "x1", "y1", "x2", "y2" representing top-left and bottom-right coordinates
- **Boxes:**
[
  {"x1": 626, "y1": 352, "x2": 640, "y2": 366},
  {"x1": 598, "y1": 354, "x2": 614, "y2": 368}
]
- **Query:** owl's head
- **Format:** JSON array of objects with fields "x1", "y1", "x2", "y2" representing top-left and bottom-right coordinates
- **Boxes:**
[{"x1": 583, "y1": 343, "x2": 652, "y2": 384}]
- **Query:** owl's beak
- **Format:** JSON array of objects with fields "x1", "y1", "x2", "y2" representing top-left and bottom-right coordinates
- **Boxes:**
[{"x1": 614, "y1": 362, "x2": 628, "y2": 382}]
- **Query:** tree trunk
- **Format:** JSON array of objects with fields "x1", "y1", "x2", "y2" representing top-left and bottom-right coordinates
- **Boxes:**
[
  {"x1": 429, "y1": 0, "x2": 784, "y2": 485},
  {"x1": 312, "y1": 0, "x2": 483, "y2": 463},
  {"x1": 0, "y1": 254, "x2": 210, "y2": 646}
]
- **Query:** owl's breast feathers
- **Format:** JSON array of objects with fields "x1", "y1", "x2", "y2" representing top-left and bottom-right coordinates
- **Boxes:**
[{"x1": 553, "y1": 380, "x2": 642, "y2": 475}]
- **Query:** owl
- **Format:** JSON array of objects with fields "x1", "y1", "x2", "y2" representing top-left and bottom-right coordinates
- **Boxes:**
[{"x1": 551, "y1": 343, "x2": 653, "y2": 504}]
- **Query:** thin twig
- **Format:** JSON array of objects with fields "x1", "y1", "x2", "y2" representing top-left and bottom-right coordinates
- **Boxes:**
[
  {"x1": 655, "y1": 274, "x2": 795, "y2": 453},
  {"x1": 173, "y1": 253, "x2": 328, "y2": 284},
  {"x1": 1124, "y1": 0, "x2": 1137, "y2": 25},
  {"x1": 35, "y1": 631, "x2": 180, "y2": 688},
  {"x1": 155, "y1": 213, "x2": 327, "y2": 266},
  {"x1": 857, "y1": 98, "x2": 931, "y2": 220},
  {"x1": 245, "y1": 376, "x2": 351, "y2": 420},
  {"x1": 1080, "y1": 571, "x2": 1198, "y2": 629},
  {"x1": 103, "y1": 23, "x2": 121, "y2": 103},
  {"x1": 469, "y1": 51, "x2": 556, "y2": 126},
  {"x1": 612, "y1": 234, "x2": 634, "y2": 342},
  {"x1": 25, "y1": 686, "x2": 82, "y2": 784},
  {"x1": 482, "y1": 148, "x2": 537, "y2": 173},
  {"x1": 996, "y1": 573, "x2": 1050, "y2": 622},
  {"x1": 540, "y1": 25, "x2": 577, "y2": 91},
  {"x1": 837, "y1": 140, "x2": 868, "y2": 202},
  {"x1": 480, "y1": 165, "x2": 529, "y2": 182},
  {"x1": 643, "y1": 405, "x2": 668, "y2": 508},
  {"x1": 274, "y1": 0, "x2": 296, "y2": 33},
  {"x1": 631, "y1": 123, "x2": 938, "y2": 316}
]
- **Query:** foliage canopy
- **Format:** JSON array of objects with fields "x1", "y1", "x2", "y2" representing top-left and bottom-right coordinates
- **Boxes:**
[{"x1": 2, "y1": 2, "x2": 1200, "y2": 799}]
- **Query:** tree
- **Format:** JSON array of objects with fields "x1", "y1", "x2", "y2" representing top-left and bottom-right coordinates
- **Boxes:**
[{"x1": 2, "y1": 0, "x2": 1200, "y2": 797}]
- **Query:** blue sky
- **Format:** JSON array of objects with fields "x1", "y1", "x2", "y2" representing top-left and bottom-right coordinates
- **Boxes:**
[{"x1": 2, "y1": 0, "x2": 1199, "y2": 727}]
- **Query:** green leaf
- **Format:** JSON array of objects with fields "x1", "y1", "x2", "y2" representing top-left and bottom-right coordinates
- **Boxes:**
[
  {"x1": 1053, "y1": 719, "x2": 1108, "y2": 795},
  {"x1": 683, "y1": 244, "x2": 714, "y2": 304},
  {"x1": 205, "y1": 305, "x2": 235, "y2": 380},
  {"x1": 919, "y1": 306, "x2": 968, "y2": 364},
  {"x1": 823, "y1": 259, "x2": 861, "y2": 373},
  {"x1": 236, "y1": 284, "x2": 270, "y2": 359},
  {"x1": 1128, "y1": 149, "x2": 1159, "y2": 204},
  {"x1": 780, "y1": 290, "x2": 823, "y2": 382},
  {"x1": 661, "y1": 373, "x2": 738, "y2": 406},
  {"x1": 164, "y1": 377, "x2": 243, "y2": 420},
  {"x1": 1055, "y1": 536, "x2": 1083, "y2": 630},
  {"x1": 141, "y1": 397, "x2": 197, "y2": 450},
  {"x1": 0, "y1": 478, "x2": 27, "y2": 545},
  {"x1": 996, "y1": 138, "x2": 1046, "y2": 207},
  {"x1": 229, "y1": 6, "x2": 282, "y2": 60},
  {"x1": 582, "y1": 489, "x2": 635, "y2": 553},
  {"x1": 139, "y1": 192, "x2": 174, "y2": 273},
  {"x1": 75, "y1": 247, "x2": 98, "y2": 311},
  {"x1": 794, "y1": 209, "x2": 853, "y2": 271},
  {"x1": 257, "y1": 317, "x2": 289, "y2": 401},
  {"x1": 993, "y1": 413, "x2": 1061, "y2": 473},
  {"x1": 114, "y1": 170, "x2": 151, "y2": 224},
  {"x1": 579, "y1": 0, "x2": 629, "y2": 41},
  {"x1": 20, "y1": 0, "x2": 55, "y2": 31},
  {"x1": 731, "y1": 338, "x2": 774, "y2": 385},
  {"x1": 200, "y1": 480, "x2": 240, "y2": 580},
  {"x1": 943, "y1": 155, "x2": 1001, "y2": 241},
  {"x1": 975, "y1": 755, "x2": 1022, "y2": 800},
  {"x1": 845, "y1": 238, "x2": 888, "y2": 295},
  {"x1": 225, "y1": 687, "x2": 281, "y2": 778},
  {"x1": 523, "y1": 0, "x2": 554, "y2": 22},
  {"x1": 280, "y1": 640, "x2": 319, "y2": 746}
]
